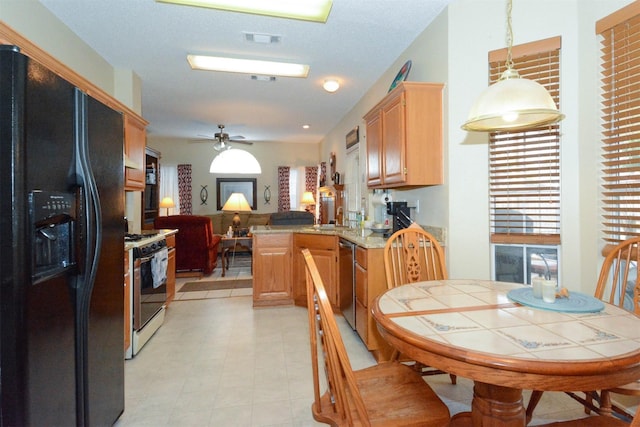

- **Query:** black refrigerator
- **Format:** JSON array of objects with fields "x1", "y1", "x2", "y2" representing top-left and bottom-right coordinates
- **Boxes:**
[{"x1": 0, "y1": 46, "x2": 125, "y2": 426}]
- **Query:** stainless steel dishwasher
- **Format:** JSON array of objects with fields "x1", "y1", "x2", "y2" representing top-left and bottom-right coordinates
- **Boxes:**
[{"x1": 339, "y1": 238, "x2": 356, "y2": 329}]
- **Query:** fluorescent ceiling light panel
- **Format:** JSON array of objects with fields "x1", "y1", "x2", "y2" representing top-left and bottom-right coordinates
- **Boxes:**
[
  {"x1": 156, "y1": 0, "x2": 333, "y2": 23},
  {"x1": 188, "y1": 54, "x2": 309, "y2": 78}
]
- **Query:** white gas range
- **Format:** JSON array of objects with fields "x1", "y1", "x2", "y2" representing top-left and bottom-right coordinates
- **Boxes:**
[{"x1": 124, "y1": 232, "x2": 168, "y2": 359}]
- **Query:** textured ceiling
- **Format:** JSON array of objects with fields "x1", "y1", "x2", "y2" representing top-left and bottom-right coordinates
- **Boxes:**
[{"x1": 39, "y1": 0, "x2": 451, "y2": 144}]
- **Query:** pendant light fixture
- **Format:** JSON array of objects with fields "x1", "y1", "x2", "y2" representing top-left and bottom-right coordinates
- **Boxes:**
[
  {"x1": 461, "y1": 0, "x2": 564, "y2": 132},
  {"x1": 209, "y1": 148, "x2": 261, "y2": 174}
]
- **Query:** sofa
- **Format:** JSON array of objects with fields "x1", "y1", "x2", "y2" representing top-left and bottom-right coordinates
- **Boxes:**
[
  {"x1": 269, "y1": 211, "x2": 315, "y2": 225},
  {"x1": 154, "y1": 215, "x2": 221, "y2": 275}
]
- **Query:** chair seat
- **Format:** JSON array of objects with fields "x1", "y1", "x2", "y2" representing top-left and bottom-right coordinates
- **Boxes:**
[
  {"x1": 358, "y1": 362, "x2": 450, "y2": 426},
  {"x1": 541, "y1": 415, "x2": 628, "y2": 426},
  {"x1": 313, "y1": 361, "x2": 450, "y2": 427}
]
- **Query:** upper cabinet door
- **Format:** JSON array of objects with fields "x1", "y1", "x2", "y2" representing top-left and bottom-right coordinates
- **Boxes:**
[
  {"x1": 364, "y1": 110, "x2": 382, "y2": 187},
  {"x1": 363, "y1": 82, "x2": 444, "y2": 189},
  {"x1": 124, "y1": 114, "x2": 146, "y2": 191},
  {"x1": 381, "y1": 93, "x2": 405, "y2": 185}
]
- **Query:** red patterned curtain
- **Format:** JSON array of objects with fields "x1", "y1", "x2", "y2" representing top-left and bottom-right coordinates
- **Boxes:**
[
  {"x1": 305, "y1": 166, "x2": 318, "y2": 192},
  {"x1": 177, "y1": 164, "x2": 192, "y2": 214},
  {"x1": 278, "y1": 166, "x2": 290, "y2": 212}
]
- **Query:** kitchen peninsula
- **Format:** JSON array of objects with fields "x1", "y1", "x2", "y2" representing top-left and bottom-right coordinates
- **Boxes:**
[{"x1": 251, "y1": 224, "x2": 445, "y2": 361}]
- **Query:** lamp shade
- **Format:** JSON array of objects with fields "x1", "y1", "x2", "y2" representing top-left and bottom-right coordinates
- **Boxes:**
[
  {"x1": 159, "y1": 196, "x2": 175, "y2": 208},
  {"x1": 461, "y1": 69, "x2": 565, "y2": 132},
  {"x1": 222, "y1": 192, "x2": 252, "y2": 212},
  {"x1": 301, "y1": 191, "x2": 316, "y2": 205}
]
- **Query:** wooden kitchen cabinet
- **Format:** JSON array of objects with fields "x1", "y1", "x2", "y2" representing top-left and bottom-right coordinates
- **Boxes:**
[
  {"x1": 354, "y1": 246, "x2": 393, "y2": 362},
  {"x1": 142, "y1": 147, "x2": 161, "y2": 230},
  {"x1": 364, "y1": 82, "x2": 444, "y2": 188},
  {"x1": 293, "y1": 233, "x2": 339, "y2": 309},
  {"x1": 124, "y1": 113, "x2": 147, "y2": 191},
  {"x1": 165, "y1": 233, "x2": 176, "y2": 306},
  {"x1": 253, "y1": 233, "x2": 293, "y2": 307}
]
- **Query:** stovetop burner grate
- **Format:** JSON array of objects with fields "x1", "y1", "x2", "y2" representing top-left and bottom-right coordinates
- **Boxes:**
[{"x1": 125, "y1": 232, "x2": 158, "y2": 242}]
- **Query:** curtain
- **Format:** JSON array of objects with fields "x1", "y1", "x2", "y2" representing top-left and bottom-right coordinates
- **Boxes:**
[
  {"x1": 177, "y1": 164, "x2": 192, "y2": 215},
  {"x1": 305, "y1": 166, "x2": 318, "y2": 192},
  {"x1": 306, "y1": 165, "x2": 321, "y2": 223},
  {"x1": 159, "y1": 165, "x2": 180, "y2": 216},
  {"x1": 278, "y1": 166, "x2": 290, "y2": 212}
]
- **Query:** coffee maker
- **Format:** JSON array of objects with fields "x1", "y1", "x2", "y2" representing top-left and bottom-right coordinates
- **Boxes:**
[{"x1": 386, "y1": 201, "x2": 412, "y2": 234}]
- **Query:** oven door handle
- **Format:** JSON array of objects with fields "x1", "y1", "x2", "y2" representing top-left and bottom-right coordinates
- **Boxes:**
[{"x1": 138, "y1": 255, "x2": 154, "y2": 263}]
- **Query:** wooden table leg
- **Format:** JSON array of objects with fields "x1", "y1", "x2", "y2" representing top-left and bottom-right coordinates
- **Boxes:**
[
  {"x1": 221, "y1": 247, "x2": 228, "y2": 277},
  {"x1": 450, "y1": 382, "x2": 526, "y2": 426}
]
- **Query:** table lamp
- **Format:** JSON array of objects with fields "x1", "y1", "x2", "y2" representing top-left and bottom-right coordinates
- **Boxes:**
[
  {"x1": 222, "y1": 192, "x2": 251, "y2": 236},
  {"x1": 301, "y1": 191, "x2": 316, "y2": 212},
  {"x1": 159, "y1": 196, "x2": 175, "y2": 216}
]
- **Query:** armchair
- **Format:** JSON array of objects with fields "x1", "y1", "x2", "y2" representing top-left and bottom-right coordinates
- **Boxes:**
[{"x1": 154, "y1": 215, "x2": 221, "y2": 275}]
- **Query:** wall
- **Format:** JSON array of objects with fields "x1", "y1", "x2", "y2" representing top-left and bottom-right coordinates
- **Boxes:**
[
  {"x1": 1, "y1": 0, "x2": 142, "y2": 114},
  {"x1": 319, "y1": 0, "x2": 635, "y2": 293},
  {"x1": 147, "y1": 136, "x2": 319, "y2": 214}
]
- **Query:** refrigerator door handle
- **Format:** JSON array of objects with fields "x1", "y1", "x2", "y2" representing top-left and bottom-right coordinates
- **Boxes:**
[
  {"x1": 74, "y1": 89, "x2": 103, "y2": 285},
  {"x1": 73, "y1": 89, "x2": 103, "y2": 425}
]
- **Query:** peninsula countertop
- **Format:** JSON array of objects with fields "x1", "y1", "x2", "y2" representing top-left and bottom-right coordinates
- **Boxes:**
[{"x1": 250, "y1": 224, "x2": 445, "y2": 249}]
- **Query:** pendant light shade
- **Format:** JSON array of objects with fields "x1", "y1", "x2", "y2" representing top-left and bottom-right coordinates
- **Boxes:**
[
  {"x1": 462, "y1": 68, "x2": 565, "y2": 132},
  {"x1": 461, "y1": 0, "x2": 564, "y2": 132},
  {"x1": 209, "y1": 148, "x2": 261, "y2": 174}
]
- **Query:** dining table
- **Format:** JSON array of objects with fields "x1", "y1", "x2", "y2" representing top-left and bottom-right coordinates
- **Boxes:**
[{"x1": 371, "y1": 279, "x2": 640, "y2": 427}]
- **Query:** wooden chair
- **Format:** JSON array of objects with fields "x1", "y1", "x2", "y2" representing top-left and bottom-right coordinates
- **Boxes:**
[
  {"x1": 383, "y1": 223, "x2": 456, "y2": 384},
  {"x1": 302, "y1": 248, "x2": 450, "y2": 427},
  {"x1": 383, "y1": 223, "x2": 447, "y2": 287},
  {"x1": 539, "y1": 401, "x2": 639, "y2": 426},
  {"x1": 527, "y1": 236, "x2": 640, "y2": 423}
]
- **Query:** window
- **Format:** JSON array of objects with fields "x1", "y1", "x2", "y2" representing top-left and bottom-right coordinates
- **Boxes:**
[
  {"x1": 488, "y1": 37, "x2": 562, "y2": 284},
  {"x1": 493, "y1": 245, "x2": 559, "y2": 285},
  {"x1": 289, "y1": 167, "x2": 299, "y2": 210},
  {"x1": 597, "y1": 2, "x2": 640, "y2": 245}
]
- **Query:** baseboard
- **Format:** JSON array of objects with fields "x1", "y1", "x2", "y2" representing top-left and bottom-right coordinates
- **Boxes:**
[{"x1": 176, "y1": 271, "x2": 203, "y2": 279}]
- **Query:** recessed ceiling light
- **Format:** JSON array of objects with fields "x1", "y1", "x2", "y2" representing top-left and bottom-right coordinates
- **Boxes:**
[
  {"x1": 323, "y1": 79, "x2": 340, "y2": 93},
  {"x1": 187, "y1": 54, "x2": 309, "y2": 78},
  {"x1": 303, "y1": 124, "x2": 310, "y2": 129},
  {"x1": 156, "y1": 0, "x2": 333, "y2": 23}
]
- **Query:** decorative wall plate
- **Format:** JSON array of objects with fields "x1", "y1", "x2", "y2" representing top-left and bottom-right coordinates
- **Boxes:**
[{"x1": 388, "y1": 59, "x2": 412, "y2": 92}]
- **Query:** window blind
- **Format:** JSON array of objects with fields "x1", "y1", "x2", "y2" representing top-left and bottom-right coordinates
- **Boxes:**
[
  {"x1": 597, "y1": 3, "x2": 640, "y2": 244},
  {"x1": 489, "y1": 37, "x2": 562, "y2": 245}
]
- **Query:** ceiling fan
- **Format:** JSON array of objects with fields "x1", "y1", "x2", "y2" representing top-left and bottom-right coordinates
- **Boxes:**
[{"x1": 190, "y1": 124, "x2": 253, "y2": 151}]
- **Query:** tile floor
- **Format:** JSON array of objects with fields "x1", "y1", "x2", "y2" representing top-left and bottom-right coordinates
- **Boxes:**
[{"x1": 116, "y1": 261, "x2": 639, "y2": 426}]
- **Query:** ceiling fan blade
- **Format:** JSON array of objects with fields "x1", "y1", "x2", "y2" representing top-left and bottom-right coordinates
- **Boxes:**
[
  {"x1": 232, "y1": 140, "x2": 253, "y2": 145},
  {"x1": 188, "y1": 137, "x2": 215, "y2": 143}
]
